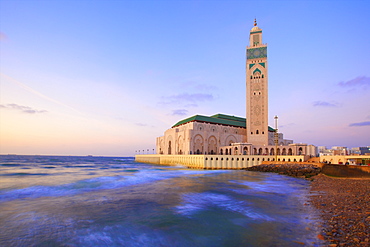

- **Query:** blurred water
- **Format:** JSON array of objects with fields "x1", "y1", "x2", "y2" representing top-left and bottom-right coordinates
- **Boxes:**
[{"x1": 0, "y1": 155, "x2": 324, "y2": 246}]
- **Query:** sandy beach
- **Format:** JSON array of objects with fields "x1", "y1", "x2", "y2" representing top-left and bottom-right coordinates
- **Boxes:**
[{"x1": 309, "y1": 174, "x2": 370, "y2": 246}]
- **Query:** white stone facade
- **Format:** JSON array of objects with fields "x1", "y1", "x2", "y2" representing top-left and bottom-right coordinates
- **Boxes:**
[
  {"x1": 155, "y1": 20, "x2": 317, "y2": 159},
  {"x1": 156, "y1": 121, "x2": 246, "y2": 155}
]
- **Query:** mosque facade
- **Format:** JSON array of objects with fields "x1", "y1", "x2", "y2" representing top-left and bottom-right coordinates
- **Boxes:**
[{"x1": 156, "y1": 20, "x2": 316, "y2": 157}]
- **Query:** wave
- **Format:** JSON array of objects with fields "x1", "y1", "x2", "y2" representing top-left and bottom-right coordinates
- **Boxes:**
[
  {"x1": 174, "y1": 192, "x2": 273, "y2": 221},
  {"x1": 0, "y1": 168, "x2": 231, "y2": 202}
]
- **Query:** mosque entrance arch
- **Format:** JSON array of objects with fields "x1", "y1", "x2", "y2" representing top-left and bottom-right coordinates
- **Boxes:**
[
  {"x1": 225, "y1": 135, "x2": 237, "y2": 146},
  {"x1": 193, "y1": 135, "x2": 204, "y2": 155},
  {"x1": 208, "y1": 136, "x2": 218, "y2": 155}
]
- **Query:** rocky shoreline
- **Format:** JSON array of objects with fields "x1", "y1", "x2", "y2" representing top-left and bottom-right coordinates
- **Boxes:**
[
  {"x1": 309, "y1": 174, "x2": 370, "y2": 246},
  {"x1": 245, "y1": 163, "x2": 322, "y2": 178},
  {"x1": 245, "y1": 164, "x2": 370, "y2": 246}
]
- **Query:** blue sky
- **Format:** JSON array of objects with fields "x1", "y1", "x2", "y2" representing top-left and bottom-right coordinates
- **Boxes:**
[{"x1": 1, "y1": 0, "x2": 369, "y2": 156}]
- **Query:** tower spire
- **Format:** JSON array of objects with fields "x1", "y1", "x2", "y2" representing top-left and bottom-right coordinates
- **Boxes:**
[{"x1": 254, "y1": 18, "x2": 257, "y2": 26}]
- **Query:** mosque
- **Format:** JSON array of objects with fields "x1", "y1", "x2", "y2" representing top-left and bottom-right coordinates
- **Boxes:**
[{"x1": 155, "y1": 20, "x2": 316, "y2": 158}]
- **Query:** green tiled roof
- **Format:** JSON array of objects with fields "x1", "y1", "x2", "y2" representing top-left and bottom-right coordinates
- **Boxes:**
[
  {"x1": 172, "y1": 113, "x2": 276, "y2": 131},
  {"x1": 172, "y1": 114, "x2": 245, "y2": 128}
]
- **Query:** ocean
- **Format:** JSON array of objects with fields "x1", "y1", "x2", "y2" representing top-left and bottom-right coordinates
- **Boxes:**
[{"x1": 0, "y1": 155, "x2": 323, "y2": 246}]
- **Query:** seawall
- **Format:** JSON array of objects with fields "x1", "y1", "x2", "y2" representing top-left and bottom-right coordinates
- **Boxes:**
[
  {"x1": 135, "y1": 154, "x2": 307, "y2": 169},
  {"x1": 321, "y1": 164, "x2": 370, "y2": 178}
]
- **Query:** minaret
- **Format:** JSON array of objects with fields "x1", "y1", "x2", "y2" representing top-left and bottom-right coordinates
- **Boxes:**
[{"x1": 246, "y1": 19, "x2": 268, "y2": 146}]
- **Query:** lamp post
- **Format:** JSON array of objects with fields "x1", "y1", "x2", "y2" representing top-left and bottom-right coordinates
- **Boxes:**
[{"x1": 274, "y1": 115, "x2": 278, "y2": 162}]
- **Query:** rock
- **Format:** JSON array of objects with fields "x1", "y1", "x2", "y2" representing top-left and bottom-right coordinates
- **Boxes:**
[{"x1": 317, "y1": 234, "x2": 325, "y2": 240}]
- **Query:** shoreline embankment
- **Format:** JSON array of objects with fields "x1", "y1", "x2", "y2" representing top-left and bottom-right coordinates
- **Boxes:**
[{"x1": 245, "y1": 162, "x2": 370, "y2": 246}]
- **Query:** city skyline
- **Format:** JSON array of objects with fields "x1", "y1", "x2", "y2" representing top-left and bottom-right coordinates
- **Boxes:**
[{"x1": 1, "y1": 0, "x2": 369, "y2": 156}]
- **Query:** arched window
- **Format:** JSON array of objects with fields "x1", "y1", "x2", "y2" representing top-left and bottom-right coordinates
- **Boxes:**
[{"x1": 256, "y1": 130, "x2": 259, "y2": 134}]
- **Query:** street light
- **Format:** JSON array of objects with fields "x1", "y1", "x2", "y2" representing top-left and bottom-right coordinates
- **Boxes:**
[{"x1": 274, "y1": 115, "x2": 278, "y2": 162}]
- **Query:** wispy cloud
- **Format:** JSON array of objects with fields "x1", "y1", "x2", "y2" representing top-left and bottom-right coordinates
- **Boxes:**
[
  {"x1": 0, "y1": 73, "x2": 81, "y2": 114},
  {"x1": 180, "y1": 81, "x2": 218, "y2": 91},
  {"x1": 349, "y1": 121, "x2": 370, "y2": 127},
  {"x1": 171, "y1": 109, "x2": 188, "y2": 116},
  {"x1": 135, "y1": 123, "x2": 154, "y2": 127},
  {"x1": 338, "y1": 76, "x2": 370, "y2": 89},
  {"x1": 159, "y1": 93, "x2": 214, "y2": 105},
  {"x1": 0, "y1": 103, "x2": 48, "y2": 114},
  {"x1": 279, "y1": 123, "x2": 296, "y2": 129},
  {"x1": 313, "y1": 101, "x2": 340, "y2": 107},
  {"x1": 184, "y1": 103, "x2": 198, "y2": 108}
]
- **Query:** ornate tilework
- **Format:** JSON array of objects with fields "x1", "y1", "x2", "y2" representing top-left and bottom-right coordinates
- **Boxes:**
[
  {"x1": 247, "y1": 47, "x2": 267, "y2": 59},
  {"x1": 259, "y1": 62, "x2": 265, "y2": 68},
  {"x1": 249, "y1": 63, "x2": 255, "y2": 69},
  {"x1": 253, "y1": 68, "x2": 262, "y2": 75}
]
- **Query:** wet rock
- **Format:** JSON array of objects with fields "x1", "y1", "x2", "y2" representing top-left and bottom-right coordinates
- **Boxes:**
[{"x1": 244, "y1": 163, "x2": 322, "y2": 178}]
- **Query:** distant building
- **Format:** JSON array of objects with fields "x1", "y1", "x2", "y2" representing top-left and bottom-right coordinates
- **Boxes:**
[
  {"x1": 350, "y1": 147, "x2": 370, "y2": 155},
  {"x1": 319, "y1": 146, "x2": 370, "y2": 156},
  {"x1": 156, "y1": 20, "x2": 316, "y2": 157}
]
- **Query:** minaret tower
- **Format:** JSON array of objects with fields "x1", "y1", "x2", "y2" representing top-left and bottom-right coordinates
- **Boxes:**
[{"x1": 246, "y1": 19, "x2": 268, "y2": 146}]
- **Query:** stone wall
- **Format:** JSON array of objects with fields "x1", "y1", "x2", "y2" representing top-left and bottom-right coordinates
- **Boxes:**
[
  {"x1": 135, "y1": 155, "x2": 307, "y2": 169},
  {"x1": 321, "y1": 164, "x2": 370, "y2": 178}
]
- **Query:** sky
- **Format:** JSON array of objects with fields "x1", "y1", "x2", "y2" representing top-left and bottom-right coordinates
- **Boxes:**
[{"x1": 1, "y1": 0, "x2": 369, "y2": 156}]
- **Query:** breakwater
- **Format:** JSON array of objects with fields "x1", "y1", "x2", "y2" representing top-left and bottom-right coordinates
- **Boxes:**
[{"x1": 244, "y1": 163, "x2": 322, "y2": 178}]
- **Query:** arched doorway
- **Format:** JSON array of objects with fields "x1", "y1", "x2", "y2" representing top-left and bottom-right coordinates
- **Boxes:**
[
  {"x1": 168, "y1": 141, "x2": 172, "y2": 155},
  {"x1": 208, "y1": 136, "x2": 218, "y2": 155}
]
